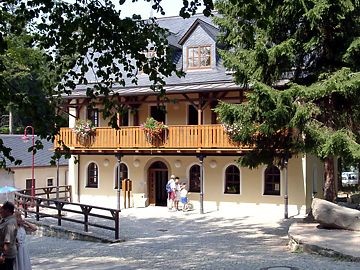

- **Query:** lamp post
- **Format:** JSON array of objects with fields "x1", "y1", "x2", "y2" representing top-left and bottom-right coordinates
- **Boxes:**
[{"x1": 22, "y1": 126, "x2": 35, "y2": 200}]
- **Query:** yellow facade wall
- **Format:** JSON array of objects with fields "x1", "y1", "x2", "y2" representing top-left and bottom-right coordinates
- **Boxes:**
[
  {"x1": 12, "y1": 166, "x2": 68, "y2": 190},
  {"x1": 75, "y1": 154, "x2": 319, "y2": 215}
]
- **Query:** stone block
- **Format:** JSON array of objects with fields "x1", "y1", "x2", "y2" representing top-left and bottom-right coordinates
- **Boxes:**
[{"x1": 312, "y1": 198, "x2": 360, "y2": 231}]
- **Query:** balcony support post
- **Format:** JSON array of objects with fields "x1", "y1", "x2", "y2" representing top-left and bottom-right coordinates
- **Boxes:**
[
  {"x1": 197, "y1": 154, "x2": 206, "y2": 214},
  {"x1": 115, "y1": 154, "x2": 123, "y2": 211}
]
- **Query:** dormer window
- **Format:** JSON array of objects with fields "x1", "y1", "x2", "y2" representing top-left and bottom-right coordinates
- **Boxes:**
[{"x1": 187, "y1": 45, "x2": 211, "y2": 69}]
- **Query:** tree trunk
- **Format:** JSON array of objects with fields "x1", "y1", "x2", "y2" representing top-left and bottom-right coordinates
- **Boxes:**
[{"x1": 323, "y1": 156, "x2": 336, "y2": 202}]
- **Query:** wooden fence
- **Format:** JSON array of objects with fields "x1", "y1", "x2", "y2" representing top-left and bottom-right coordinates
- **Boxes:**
[{"x1": 14, "y1": 186, "x2": 120, "y2": 240}]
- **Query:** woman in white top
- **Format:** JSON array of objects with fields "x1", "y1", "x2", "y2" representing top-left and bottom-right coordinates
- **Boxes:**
[{"x1": 15, "y1": 211, "x2": 37, "y2": 270}]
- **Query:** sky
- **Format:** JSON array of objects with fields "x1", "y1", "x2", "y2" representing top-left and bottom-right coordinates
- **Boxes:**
[{"x1": 118, "y1": 0, "x2": 185, "y2": 18}]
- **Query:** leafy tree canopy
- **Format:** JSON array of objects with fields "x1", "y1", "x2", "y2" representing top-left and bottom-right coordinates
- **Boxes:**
[
  {"x1": 0, "y1": 0, "x2": 214, "y2": 166},
  {"x1": 214, "y1": 0, "x2": 360, "y2": 201}
]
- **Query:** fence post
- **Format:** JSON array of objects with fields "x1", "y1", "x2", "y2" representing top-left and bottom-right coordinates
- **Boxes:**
[
  {"x1": 55, "y1": 201, "x2": 64, "y2": 226},
  {"x1": 115, "y1": 210, "x2": 119, "y2": 240},
  {"x1": 81, "y1": 205, "x2": 91, "y2": 232},
  {"x1": 35, "y1": 198, "x2": 41, "y2": 221}
]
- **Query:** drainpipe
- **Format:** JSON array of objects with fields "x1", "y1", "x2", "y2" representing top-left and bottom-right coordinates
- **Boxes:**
[
  {"x1": 116, "y1": 154, "x2": 123, "y2": 211},
  {"x1": 284, "y1": 159, "x2": 289, "y2": 219},
  {"x1": 77, "y1": 155, "x2": 81, "y2": 203},
  {"x1": 197, "y1": 155, "x2": 206, "y2": 214}
]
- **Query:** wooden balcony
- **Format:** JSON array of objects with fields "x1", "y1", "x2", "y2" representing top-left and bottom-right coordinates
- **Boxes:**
[{"x1": 55, "y1": 124, "x2": 247, "y2": 155}]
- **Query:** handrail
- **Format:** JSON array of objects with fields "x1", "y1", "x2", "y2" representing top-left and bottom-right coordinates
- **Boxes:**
[
  {"x1": 14, "y1": 186, "x2": 120, "y2": 240},
  {"x1": 55, "y1": 124, "x2": 241, "y2": 149}
]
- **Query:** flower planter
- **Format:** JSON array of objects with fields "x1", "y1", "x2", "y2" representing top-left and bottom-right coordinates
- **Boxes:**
[
  {"x1": 145, "y1": 129, "x2": 167, "y2": 146},
  {"x1": 141, "y1": 117, "x2": 168, "y2": 146},
  {"x1": 76, "y1": 134, "x2": 96, "y2": 147}
]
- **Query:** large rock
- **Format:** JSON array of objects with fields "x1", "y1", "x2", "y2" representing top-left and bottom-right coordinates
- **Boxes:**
[{"x1": 312, "y1": 198, "x2": 360, "y2": 231}]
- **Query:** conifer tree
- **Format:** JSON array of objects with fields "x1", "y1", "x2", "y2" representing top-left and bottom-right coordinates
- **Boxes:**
[{"x1": 214, "y1": 0, "x2": 360, "y2": 201}]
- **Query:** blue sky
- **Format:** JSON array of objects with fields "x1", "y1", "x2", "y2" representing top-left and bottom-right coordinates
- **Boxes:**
[{"x1": 119, "y1": 0, "x2": 184, "y2": 18}]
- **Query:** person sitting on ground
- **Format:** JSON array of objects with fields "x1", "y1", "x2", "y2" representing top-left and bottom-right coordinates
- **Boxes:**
[{"x1": 15, "y1": 210, "x2": 37, "y2": 270}]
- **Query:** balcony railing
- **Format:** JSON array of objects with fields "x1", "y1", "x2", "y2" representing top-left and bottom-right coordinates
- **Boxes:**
[{"x1": 55, "y1": 124, "x2": 242, "y2": 150}]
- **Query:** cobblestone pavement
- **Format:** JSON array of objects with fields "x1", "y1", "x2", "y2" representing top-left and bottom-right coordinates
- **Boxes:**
[{"x1": 27, "y1": 206, "x2": 360, "y2": 270}]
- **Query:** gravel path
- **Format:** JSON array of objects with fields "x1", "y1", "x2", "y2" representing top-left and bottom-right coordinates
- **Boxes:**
[{"x1": 27, "y1": 206, "x2": 360, "y2": 270}]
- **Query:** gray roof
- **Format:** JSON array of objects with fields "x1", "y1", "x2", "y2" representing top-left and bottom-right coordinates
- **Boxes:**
[
  {"x1": 0, "y1": 135, "x2": 67, "y2": 168},
  {"x1": 65, "y1": 14, "x2": 239, "y2": 98}
]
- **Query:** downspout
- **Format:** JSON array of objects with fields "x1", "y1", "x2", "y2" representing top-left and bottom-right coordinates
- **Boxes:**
[
  {"x1": 77, "y1": 155, "x2": 81, "y2": 203},
  {"x1": 197, "y1": 154, "x2": 206, "y2": 214}
]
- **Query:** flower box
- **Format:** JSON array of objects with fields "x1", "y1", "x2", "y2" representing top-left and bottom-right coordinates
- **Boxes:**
[
  {"x1": 140, "y1": 117, "x2": 168, "y2": 146},
  {"x1": 73, "y1": 120, "x2": 96, "y2": 147}
]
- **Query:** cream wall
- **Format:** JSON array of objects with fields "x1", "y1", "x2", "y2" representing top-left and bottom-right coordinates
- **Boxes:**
[
  {"x1": 303, "y1": 154, "x2": 325, "y2": 212},
  {"x1": 12, "y1": 166, "x2": 68, "y2": 190},
  {"x1": 75, "y1": 154, "x2": 311, "y2": 215},
  {"x1": 77, "y1": 92, "x2": 242, "y2": 127}
]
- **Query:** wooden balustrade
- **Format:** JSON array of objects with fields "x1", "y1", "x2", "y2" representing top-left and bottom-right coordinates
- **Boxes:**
[{"x1": 55, "y1": 124, "x2": 241, "y2": 150}]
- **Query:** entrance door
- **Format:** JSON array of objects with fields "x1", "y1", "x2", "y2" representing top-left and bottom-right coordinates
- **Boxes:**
[{"x1": 148, "y1": 161, "x2": 168, "y2": 206}]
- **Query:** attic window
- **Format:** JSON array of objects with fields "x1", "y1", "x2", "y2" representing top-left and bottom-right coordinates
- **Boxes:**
[
  {"x1": 187, "y1": 46, "x2": 211, "y2": 69},
  {"x1": 144, "y1": 47, "x2": 156, "y2": 59}
]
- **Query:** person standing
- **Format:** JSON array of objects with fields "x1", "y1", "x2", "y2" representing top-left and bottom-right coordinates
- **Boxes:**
[
  {"x1": 166, "y1": 175, "x2": 176, "y2": 210},
  {"x1": 15, "y1": 211, "x2": 37, "y2": 270},
  {"x1": 180, "y1": 183, "x2": 189, "y2": 210},
  {"x1": 174, "y1": 177, "x2": 181, "y2": 211},
  {"x1": 0, "y1": 201, "x2": 18, "y2": 270}
]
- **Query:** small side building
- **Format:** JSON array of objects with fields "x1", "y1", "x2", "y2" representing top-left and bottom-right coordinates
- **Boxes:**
[{"x1": 0, "y1": 135, "x2": 68, "y2": 192}]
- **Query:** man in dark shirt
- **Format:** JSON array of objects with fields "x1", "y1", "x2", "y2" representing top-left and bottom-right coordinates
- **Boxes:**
[{"x1": 0, "y1": 201, "x2": 17, "y2": 270}]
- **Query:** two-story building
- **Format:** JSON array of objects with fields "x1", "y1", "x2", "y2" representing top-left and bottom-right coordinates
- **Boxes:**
[{"x1": 56, "y1": 14, "x2": 326, "y2": 216}]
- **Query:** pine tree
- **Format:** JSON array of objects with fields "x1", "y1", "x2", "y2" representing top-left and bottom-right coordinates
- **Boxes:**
[{"x1": 214, "y1": 0, "x2": 360, "y2": 201}]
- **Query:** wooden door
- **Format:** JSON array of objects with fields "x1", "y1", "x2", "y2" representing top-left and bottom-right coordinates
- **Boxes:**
[{"x1": 148, "y1": 161, "x2": 168, "y2": 206}]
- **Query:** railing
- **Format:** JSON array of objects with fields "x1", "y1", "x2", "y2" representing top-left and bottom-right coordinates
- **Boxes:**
[
  {"x1": 14, "y1": 186, "x2": 120, "y2": 240},
  {"x1": 18, "y1": 185, "x2": 72, "y2": 203},
  {"x1": 56, "y1": 124, "x2": 240, "y2": 149}
]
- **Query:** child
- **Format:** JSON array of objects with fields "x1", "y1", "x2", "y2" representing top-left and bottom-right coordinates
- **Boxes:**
[{"x1": 180, "y1": 183, "x2": 188, "y2": 210}]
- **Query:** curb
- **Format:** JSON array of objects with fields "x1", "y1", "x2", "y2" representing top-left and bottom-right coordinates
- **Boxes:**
[
  {"x1": 32, "y1": 221, "x2": 124, "y2": 244},
  {"x1": 288, "y1": 223, "x2": 360, "y2": 262}
]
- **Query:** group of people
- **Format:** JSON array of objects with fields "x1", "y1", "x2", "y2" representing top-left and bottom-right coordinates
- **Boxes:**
[
  {"x1": 166, "y1": 175, "x2": 188, "y2": 211},
  {"x1": 0, "y1": 201, "x2": 37, "y2": 270}
]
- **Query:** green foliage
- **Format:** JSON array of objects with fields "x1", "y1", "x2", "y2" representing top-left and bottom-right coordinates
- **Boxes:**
[
  {"x1": 215, "y1": 1, "x2": 360, "y2": 200},
  {"x1": 0, "y1": 0, "x2": 214, "y2": 166}
]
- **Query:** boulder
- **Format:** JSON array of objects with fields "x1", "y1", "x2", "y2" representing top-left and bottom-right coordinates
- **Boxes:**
[{"x1": 311, "y1": 198, "x2": 360, "y2": 231}]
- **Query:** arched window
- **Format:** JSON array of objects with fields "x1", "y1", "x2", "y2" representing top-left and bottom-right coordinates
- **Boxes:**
[
  {"x1": 87, "y1": 162, "x2": 98, "y2": 188},
  {"x1": 264, "y1": 166, "x2": 280, "y2": 195},
  {"x1": 189, "y1": 165, "x2": 200, "y2": 192},
  {"x1": 224, "y1": 165, "x2": 240, "y2": 194},
  {"x1": 114, "y1": 163, "x2": 128, "y2": 189}
]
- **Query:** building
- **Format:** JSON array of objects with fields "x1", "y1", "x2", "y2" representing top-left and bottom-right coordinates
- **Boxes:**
[
  {"x1": 56, "y1": 14, "x2": 325, "y2": 216},
  {"x1": 0, "y1": 135, "x2": 68, "y2": 192}
]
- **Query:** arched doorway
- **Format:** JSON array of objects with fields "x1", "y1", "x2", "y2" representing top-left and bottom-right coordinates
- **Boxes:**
[{"x1": 148, "y1": 161, "x2": 168, "y2": 206}]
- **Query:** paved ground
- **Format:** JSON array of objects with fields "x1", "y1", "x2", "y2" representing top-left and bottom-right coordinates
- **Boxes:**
[{"x1": 27, "y1": 206, "x2": 360, "y2": 270}]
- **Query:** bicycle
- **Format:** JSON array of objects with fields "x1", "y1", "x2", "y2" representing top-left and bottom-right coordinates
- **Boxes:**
[{"x1": 182, "y1": 199, "x2": 194, "y2": 212}]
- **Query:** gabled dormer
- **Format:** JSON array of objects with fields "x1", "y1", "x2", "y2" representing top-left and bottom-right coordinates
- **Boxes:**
[{"x1": 178, "y1": 18, "x2": 219, "y2": 72}]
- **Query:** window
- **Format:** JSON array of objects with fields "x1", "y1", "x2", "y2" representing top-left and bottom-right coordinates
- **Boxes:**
[
  {"x1": 150, "y1": 105, "x2": 166, "y2": 124},
  {"x1": 87, "y1": 107, "x2": 99, "y2": 127},
  {"x1": 87, "y1": 162, "x2": 98, "y2": 188},
  {"x1": 189, "y1": 165, "x2": 200, "y2": 192},
  {"x1": 118, "y1": 109, "x2": 129, "y2": 127},
  {"x1": 188, "y1": 105, "x2": 198, "y2": 125},
  {"x1": 264, "y1": 166, "x2": 280, "y2": 195},
  {"x1": 187, "y1": 46, "x2": 211, "y2": 69},
  {"x1": 114, "y1": 163, "x2": 128, "y2": 189},
  {"x1": 210, "y1": 101, "x2": 218, "y2": 124},
  {"x1": 25, "y1": 179, "x2": 35, "y2": 195},
  {"x1": 47, "y1": 178, "x2": 54, "y2": 186},
  {"x1": 224, "y1": 165, "x2": 240, "y2": 194}
]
